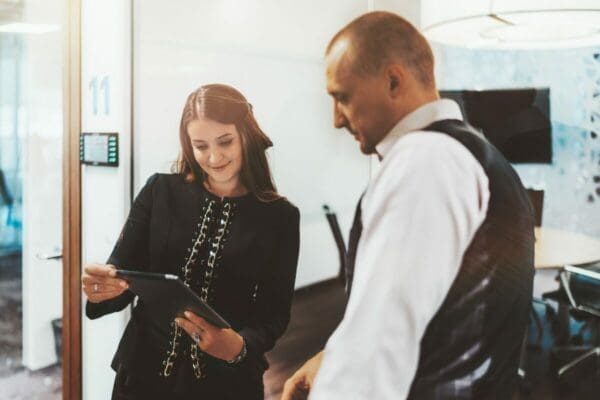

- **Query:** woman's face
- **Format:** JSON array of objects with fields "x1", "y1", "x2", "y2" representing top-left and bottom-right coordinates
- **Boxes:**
[{"x1": 187, "y1": 117, "x2": 244, "y2": 187}]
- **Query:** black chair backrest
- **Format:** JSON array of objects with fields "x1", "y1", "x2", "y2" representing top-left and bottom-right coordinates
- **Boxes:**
[
  {"x1": 0, "y1": 169, "x2": 13, "y2": 206},
  {"x1": 322, "y1": 204, "x2": 347, "y2": 283},
  {"x1": 561, "y1": 264, "x2": 600, "y2": 318},
  {"x1": 526, "y1": 188, "x2": 544, "y2": 227}
]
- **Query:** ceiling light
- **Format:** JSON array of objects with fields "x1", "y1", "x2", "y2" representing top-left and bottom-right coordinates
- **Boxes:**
[
  {"x1": 0, "y1": 23, "x2": 61, "y2": 34},
  {"x1": 423, "y1": 9, "x2": 600, "y2": 49}
]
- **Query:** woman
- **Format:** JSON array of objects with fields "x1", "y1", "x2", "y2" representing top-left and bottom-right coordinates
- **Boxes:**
[{"x1": 82, "y1": 84, "x2": 300, "y2": 399}]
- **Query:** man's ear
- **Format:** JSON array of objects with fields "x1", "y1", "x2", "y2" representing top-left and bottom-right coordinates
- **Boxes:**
[{"x1": 386, "y1": 64, "x2": 405, "y2": 98}]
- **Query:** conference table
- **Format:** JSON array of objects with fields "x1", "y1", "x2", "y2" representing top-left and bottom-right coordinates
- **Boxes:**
[
  {"x1": 532, "y1": 226, "x2": 600, "y2": 344},
  {"x1": 534, "y1": 226, "x2": 600, "y2": 269}
]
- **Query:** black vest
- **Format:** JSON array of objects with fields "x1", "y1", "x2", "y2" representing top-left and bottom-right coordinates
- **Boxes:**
[{"x1": 346, "y1": 119, "x2": 535, "y2": 399}]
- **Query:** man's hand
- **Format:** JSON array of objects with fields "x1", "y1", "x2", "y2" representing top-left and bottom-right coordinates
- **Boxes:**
[{"x1": 281, "y1": 351, "x2": 324, "y2": 400}]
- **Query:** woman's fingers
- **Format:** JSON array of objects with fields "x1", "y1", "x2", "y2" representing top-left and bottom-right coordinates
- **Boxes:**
[
  {"x1": 175, "y1": 313, "x2": 217, "y2": 353},
  {"x1": 82, "y1": 274, "x2": 128, "y2": 290},
  {"x1": 82, "y1": 262, "x2": 128, "y2": 303},
  {"x1": 183, "y1": 311, "x2": 214, "y2": 333},
  {"x1": 83, "y1": 282, "x2": 126, "y2": 293},
  {"x1": 175, "y1": 314, "x2": 243, "y2": 361},
  {"x1": 83, "y1": 281, "x2": 126, "y2": 294},
  {"x1": 175, "y1": 317, "x2": 205, "y2": 343},
  {"x1": 82, "y1": 264, "x2": 126, "y2": 291},
  {"x1": 84, "y1": 263, "x2": 117, "y2": 277},
  {"x1": 85, "y1": 289, "x2": 124, "y2": 303}
]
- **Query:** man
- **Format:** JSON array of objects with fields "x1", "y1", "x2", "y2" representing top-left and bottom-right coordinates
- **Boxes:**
[{"x1": 282, "y1": 11, "x2": 534, "y2": 400}]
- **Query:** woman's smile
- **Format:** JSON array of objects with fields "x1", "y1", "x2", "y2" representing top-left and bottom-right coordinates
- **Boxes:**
[{"x1": 210, "y1": 161, "x2": 231, "y2": 171}]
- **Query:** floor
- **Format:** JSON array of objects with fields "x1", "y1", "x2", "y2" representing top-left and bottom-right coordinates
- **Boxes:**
[
  {"x1": 0, "y1": 252, "x2": 61, "y2": 400},
  {"x1": 264, "y1": 280, "x2": 346, "y2": 400}
]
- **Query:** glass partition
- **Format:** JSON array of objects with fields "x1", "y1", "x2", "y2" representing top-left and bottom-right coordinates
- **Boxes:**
[{"x1": 0, "y1": 0, "x2": 65, "y2": 398}]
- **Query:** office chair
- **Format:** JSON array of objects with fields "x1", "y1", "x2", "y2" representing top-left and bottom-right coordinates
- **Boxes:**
[
  {"x1": 552, "y1": 264, "x2": 600, "y2": 380},
  {"x1": 322, "y1": 204, "x2": 346, "y2": 286},
  {"x1": 0, "y1": 169, "x2": 20, "y2": 232},
  {"x1": 0, "y1": 169, "x2": 13, "y2": 207},
  {"x1": 525, "y1": 188, "x2": 544, "y2": 227},
  {"x1": 524, "y1": 188, "x2": 547, "y2": 347}
]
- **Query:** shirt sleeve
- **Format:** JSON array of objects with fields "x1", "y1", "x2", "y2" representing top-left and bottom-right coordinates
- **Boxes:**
[
  {"x1": 85, "y1": 173, "x2": 159, "y2": 320},
  {"x1": 310, "y1": 133, "x2": 490, "y2": 399},
  {"x1": 237, "y1": 203, "x2": 300, "y2": 372}
]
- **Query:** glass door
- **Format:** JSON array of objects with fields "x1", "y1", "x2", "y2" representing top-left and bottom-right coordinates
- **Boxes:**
[{"x1": 0, "y1": 0, "x2": 69, "y2": 398}]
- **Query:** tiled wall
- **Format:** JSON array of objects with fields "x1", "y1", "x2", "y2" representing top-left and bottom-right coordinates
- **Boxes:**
[{"x1": 435, "y1": 45, "x2": 600, "y2": 237}]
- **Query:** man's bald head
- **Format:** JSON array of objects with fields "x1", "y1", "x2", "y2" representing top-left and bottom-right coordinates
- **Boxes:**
[{"x1": 326, "y1": 11, "x2": 436, "y2": 90}]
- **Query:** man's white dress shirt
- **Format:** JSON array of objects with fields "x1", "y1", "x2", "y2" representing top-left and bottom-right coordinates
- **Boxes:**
[{"x1": 310, "y1": 99, "x2": 491, "y2": 399}]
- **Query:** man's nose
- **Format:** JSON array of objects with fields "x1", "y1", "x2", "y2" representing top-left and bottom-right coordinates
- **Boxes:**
[{"x1": 333, "y1": 103, "x2": 347, "y2": 129}]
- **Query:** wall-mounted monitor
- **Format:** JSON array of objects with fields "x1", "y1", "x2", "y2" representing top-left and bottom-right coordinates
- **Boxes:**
[{"x1": 440, "y1": 88, "x2": 552, "y2": 164}]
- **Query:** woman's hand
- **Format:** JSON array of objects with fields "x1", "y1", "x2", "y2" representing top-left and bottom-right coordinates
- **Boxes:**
[
  {"x1": 175, "y1": 311, "x2": 244, "y2": 362},
  {"x1": 82, "y1": 263, "x2": 129, "y2": 303}
]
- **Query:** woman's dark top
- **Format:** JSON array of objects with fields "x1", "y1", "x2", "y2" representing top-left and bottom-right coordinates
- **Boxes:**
[{"x1": 86, "y1": 173, "x2": 300, "y2": 399}]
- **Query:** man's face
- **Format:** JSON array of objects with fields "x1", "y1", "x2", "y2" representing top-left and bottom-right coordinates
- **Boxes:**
[{"x1": 325, "y1": 39, "x2": 395, "y2": 155}]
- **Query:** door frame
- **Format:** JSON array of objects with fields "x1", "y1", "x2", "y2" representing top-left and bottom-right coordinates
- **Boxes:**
[{"x1": 63, "y1": 0, "x2": 82, "y2": 399}]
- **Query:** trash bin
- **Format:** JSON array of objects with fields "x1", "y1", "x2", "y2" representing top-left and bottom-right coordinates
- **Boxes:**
[{"x1": 51, "y1": 318, "x2": 62, "y2": 364}]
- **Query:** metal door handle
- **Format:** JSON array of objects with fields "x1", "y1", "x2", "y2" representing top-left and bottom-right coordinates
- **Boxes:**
[{"x1": 36, "y1": 248, "x2": 63, "y2": 260}]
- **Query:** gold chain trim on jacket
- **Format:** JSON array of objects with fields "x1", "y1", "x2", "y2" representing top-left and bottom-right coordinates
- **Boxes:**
[
  {"x1": 160, "y1": 199, "x2": 233, "y2": 379},
  {"x1": 190, "y1": 201, "x2": 232, "y2": 378},
  {"x1": 160, "y1": 200, "x2": 213, "y2": 377}
]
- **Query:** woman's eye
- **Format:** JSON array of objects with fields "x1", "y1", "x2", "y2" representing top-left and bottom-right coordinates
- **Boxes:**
[
  {"x1": 194, "y1": 145, "x2": 208, "y2": 151},
  {"x1": 219, "y1": 140, "x2": 233, "y2": 147}
]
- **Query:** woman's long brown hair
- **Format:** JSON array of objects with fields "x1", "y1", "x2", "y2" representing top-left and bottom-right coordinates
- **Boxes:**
[{"x1": 174, "y1": 84, "x2": 281, "y2": 202}]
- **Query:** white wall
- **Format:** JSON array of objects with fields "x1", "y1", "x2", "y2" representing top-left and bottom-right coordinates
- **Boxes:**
[
  {"x1": 372, "y1": 0, "x2": 421, "y2": 26},
  {"x1": 81, "y1": 1, "x2": 132, "y2": 399},
  {"x1": 133, "y1": 0, "x2": 371, "y2": 288}
]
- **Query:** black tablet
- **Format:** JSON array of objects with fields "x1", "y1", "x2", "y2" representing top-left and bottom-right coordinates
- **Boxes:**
[{"x1": 115, "y1": 269, "x2": 231, "y2": 332}]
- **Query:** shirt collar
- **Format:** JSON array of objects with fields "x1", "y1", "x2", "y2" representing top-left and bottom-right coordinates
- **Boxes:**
[{"x1": 375, "y1": 98, "x2": 463, "y2": 159}]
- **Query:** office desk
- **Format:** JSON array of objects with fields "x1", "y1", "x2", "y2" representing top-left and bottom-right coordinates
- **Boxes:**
[{"x1": 534, "y1": 227, "x2": 600, "y2": 269}]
